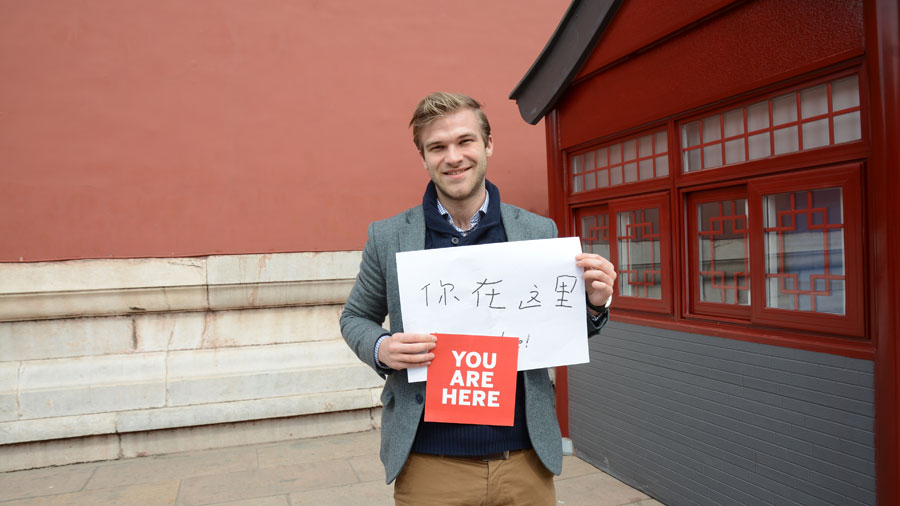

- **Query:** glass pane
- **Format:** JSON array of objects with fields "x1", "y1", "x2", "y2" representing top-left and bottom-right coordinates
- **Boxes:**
[
  {"x1": 623, "y1": 139, "x2": 637, "y2": 161},
  {"x1": 639, "y1": 159, "x2": 654, "y2": 179},
  {"x1": 655, "y1": 131, "x2": 668, "y2": 153},
  {"x1": 597, "y1": 147, "x2": 609, "y2": 168},
  {"x1": 703, "y1": 144, "x2": 723, "y2": 169},
  {"x1": 832, "y1": 75, "x2": 860, "y2": 111},
  {"x1": 763, "y1": 187, "x2": 845, "y2": 314},
  {"x1": 597, "y1": 169, "x2": 609, "y2": 187},
  {"x1": 639, "y1": 135, "x2": 653, "y2": 157},
  {"x1": 572, "y1": 175, "x2": 583, "y2": 193},
  {"x1": 698, "y1": 199, "x2": 750, "y2": 305},
  {"x1": 655, "y1": 155, "x2": 669, "y2": 176},
  {"x1": 724, "y1": 139, "x2": 746, "y2": 165},
  {"x1": 618, "y1": 208, "x2": 662, "y2": 299},
  {"x1": 584, "y1": 151, "x2": 595, "y2": 172},
  {"x1": 748, "y1": 133, "x2": 771, "y2": 160},
  {"x1": 801, "y1": 84, "x2": 828, "y2": 119},
  {"x1": 801, "y1": 118, "x2": 830, "y2": 149},
  {"x1": 585, "y1": 172, "x2": 596, "y2": 191},
  {"x1": 581, "y1": 214, "x2": 610, "y2": 259},
  {"x1": 773, "y1": 126, "x2": 799, "y2": 155},
  {"x1": 773, "y1": 93, "x2": 797, "y2": 126},
  {"x1": 834, "y1": 111, "x2": 862, "y2": 143},
  {"x1": 624, "y1": 162, "x2": 638, "y2": 182},
  {"x1": 572, "y1": 155, "x2": 583, "y2": 174},
  {"x1": 683, "y1": 121, "x2": 701, "y2": 148},
  {"x1": 610, "y1": 165, "x2": 623, "y2": 186},
  {"x1": 703, "y1": 116, "x2": 722, "y2": 142},
  {"x1": 610, "y1": 144, "x2": 622, "y2": 164},
  {"x1": 747, "y1": 101, "x2": 770, "y2": 131},
  {"x1": 724, "y1": 109, "x2": 744, "y2": 138},
  {"x1": 684, "y1": 149, "x2": 701, "y2": 172}
]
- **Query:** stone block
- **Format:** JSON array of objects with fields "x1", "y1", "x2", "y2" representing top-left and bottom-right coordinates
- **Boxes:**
[
  {"x1": 206, "y1": 251, "x2": 362, "y2": 285},
  {"x1": 18, "y1": 353, "x2": 166, "y2": 419},
  {"x1": 0, "y1": 434, "x2": 120, "y2": 472},
  {"x1": 166, "y1": 340, "x2": 358, "y2": 382},
  {"x1": 0, "y1": 317, "x2": 133, "y2": 361},
  {"x1": 0, "y1": 362, "x2": 18, "y2": 422},
  {"x1": 119, "y1": 409, "x2": 375, "y2": 459},
  {"x1": 167, "y1": 362, "x2": 381, "y2": 406},
  {"x1": 116, "y1": 387, "x2": 382, "y2": 433},
  {"x1": 0, "y1": 413, "x2": 116, "y2": 445},
  {"x1": 0, "y1": 258, "x2": 207, "y2": 295},
  {"x1": 202, "y1": 305, "x2": 344, "y2": 347},
  {"x1": 133, "y1": 311, "x2": 208, "y2": 351}
]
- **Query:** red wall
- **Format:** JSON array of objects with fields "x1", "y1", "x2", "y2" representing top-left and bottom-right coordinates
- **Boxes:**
[{"x1": 0, "y1": 0, "x2": 568, "y2": 261}]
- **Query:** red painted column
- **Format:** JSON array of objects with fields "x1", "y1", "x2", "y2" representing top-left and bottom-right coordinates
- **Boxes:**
[{"x1": 864, "y1": 0, "x2": 900, "y2": 503}]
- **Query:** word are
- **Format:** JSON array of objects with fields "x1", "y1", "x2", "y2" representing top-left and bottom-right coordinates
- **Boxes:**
[
  {"x1": 442, "y1": 351, "x2": 501, "y2": 407},
  {"x1": 420, "y1": 275, "x2": 578, "y2": 310}
]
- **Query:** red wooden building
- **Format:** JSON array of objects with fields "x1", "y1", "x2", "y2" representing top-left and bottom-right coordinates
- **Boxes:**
[{"x1": 512, "y1": 0, "x2": 898, "y2": 504}]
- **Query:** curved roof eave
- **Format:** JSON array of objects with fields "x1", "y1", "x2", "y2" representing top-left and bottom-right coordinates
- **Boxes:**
[{"x1": 509, "y1": 0, "x2": 624, "y2": 125}]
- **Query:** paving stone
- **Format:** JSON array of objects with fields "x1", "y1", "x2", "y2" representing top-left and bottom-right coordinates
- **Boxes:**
[
  {"x1": 196, "y1": 495, "x2": 289, "y2": 506},
  {"x1": 0, "y1": 466, "x2": 96, "y2": 502},
  {"x1": 558, "y1": 454, "x2": 604, "y2": 480},
  {"x1": 348, "y1": 453, "x2": 386, "y2": 483},
  {"x1": 256, "y1": 430, "x2": 380, "y2": 468},
  {"x1": 175, "y1": 459, "x2": 358, "y2": 506},
  {"x1": 0, "y1": 480, "x2": 179, "y2": 506},
  {"x1": 288, "y1": 480, "x2": 394, "y2": 506},
  {"x1": 84, "y1": 446, "x2": 257, "y2": 490},
  {"x1": 555, "y1": 472, "x2": 651, "y2": 506}
]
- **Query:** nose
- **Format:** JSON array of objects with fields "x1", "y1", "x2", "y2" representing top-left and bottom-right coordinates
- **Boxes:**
[{"x1": 446, "y1": 144, "x2": 464, "y2": 165}]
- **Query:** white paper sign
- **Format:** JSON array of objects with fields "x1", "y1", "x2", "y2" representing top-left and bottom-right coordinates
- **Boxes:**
[{"x1": 397, "y1": 237, "x2": 589, "y2": 382}]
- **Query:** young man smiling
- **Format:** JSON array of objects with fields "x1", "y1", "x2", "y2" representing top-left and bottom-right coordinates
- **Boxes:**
[{"x1": 341, "y1": 92, "x2": 616, "y2": 506}]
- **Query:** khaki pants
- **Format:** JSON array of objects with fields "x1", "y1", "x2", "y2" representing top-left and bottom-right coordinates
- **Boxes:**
[{"x1": 394, "y1": 450, "x2": 556, "y2": 506}]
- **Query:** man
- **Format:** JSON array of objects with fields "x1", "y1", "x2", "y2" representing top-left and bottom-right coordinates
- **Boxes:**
[{"x1": 340, "y1": 92, "x2": 616, "y2": 506}]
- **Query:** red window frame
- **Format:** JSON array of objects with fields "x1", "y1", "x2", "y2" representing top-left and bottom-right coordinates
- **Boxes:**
[
  {"x1": 686, "y1": 186, "x2": 752, "y2": 321},
  {"x1": 747, "y1": 164, "x2": 865, "y2": 337},
  {"x1": 574, "y1": 193, "x2": 672, "y2": 315}
]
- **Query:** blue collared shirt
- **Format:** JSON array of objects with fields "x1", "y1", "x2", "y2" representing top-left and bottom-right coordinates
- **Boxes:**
[{"x1": 436, "y1": 190, "x2": 489, "y2": 236}]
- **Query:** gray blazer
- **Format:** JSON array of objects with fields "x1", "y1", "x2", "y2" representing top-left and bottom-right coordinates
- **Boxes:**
[{"x1": 340, "y1": 203, "x2": 564, "y2": 484}]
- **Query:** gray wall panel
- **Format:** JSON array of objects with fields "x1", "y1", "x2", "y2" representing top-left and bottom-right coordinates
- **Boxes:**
[{"x1": 569, "y1": 321, "x2": 875, "y2": 506}]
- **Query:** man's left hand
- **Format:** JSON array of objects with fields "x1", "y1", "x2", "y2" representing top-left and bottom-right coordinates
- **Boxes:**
[{"x1": 576, "y1": 253, "x2": 617, "y2": 313}]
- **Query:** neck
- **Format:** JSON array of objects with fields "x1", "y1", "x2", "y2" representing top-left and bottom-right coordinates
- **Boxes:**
[{"x1": 438, "y1": 188, "x2": 486, "y2": 231}]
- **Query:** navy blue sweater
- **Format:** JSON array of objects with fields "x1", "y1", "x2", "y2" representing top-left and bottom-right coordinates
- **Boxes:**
[{"x1": 410, "y1": 180, "x2": 532, "y2": 456}]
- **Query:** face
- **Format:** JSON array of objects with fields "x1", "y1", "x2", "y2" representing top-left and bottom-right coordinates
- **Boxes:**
[{"x1": 419, "y1": 108, "x2": 493, "y2": 207}]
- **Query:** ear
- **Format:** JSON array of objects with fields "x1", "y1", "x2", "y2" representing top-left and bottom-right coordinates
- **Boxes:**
[{"x1": 485, "y1": 135, "x2": 494, "y2": 157}]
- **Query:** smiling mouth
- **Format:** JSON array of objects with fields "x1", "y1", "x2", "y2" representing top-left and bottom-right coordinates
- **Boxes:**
[{"x1": 445, "y1": 168, "x2": 469, "y2": 176}]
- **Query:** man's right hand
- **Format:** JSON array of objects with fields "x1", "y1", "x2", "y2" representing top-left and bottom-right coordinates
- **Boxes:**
[{"x1": 378, "y1": 333, "x2": 437, "y2": 370}]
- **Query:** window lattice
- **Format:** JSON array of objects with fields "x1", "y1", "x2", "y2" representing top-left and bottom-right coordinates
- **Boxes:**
[
  {"x1": 571, "y1": 130, "x2": 668, "y2": 194},
  {"x1": 682, "y1": 75, "x2": 861, "y2": 172}
]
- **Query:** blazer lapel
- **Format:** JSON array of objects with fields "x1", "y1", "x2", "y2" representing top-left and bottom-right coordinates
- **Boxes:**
[
  {"x1": 399, "y1": 206, "x2": 426, "y2": 252},
  {"x1": 500, "y1": 204, "x2": 529, "y2": 241}
]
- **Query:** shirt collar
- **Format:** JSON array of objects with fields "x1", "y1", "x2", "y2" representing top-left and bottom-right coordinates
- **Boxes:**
[{"x1": 436, "y1": 190, "x2": 490, "y2": 236}]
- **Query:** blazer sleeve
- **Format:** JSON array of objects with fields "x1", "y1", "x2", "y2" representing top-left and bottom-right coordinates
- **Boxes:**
[{"x1": 340, "y1": 222, "x2": 394, "y2": 377}]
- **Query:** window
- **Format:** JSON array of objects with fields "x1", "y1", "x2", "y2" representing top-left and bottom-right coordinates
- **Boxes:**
[
  {"x1": 681, "y1": 75, "x2": 862, "y2": 172},
  {"x1": 571, "y1": 130, "x2": 668, "y2": 194},
  {"x1": 569, "y1": 70, "x2": 866, "y2": 341},
  {"x1": 575, "y1": 194, "x2": 672, "y2": 314}
]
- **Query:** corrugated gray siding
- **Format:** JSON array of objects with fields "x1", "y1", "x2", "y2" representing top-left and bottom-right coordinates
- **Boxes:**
[{"x1": 569, "y1": 320, "x2": 875, "y2": 506}]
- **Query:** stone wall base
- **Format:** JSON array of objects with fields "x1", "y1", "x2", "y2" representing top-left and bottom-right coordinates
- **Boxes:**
[{"x1": 0, "y1": 408, "x2": 381, "y2": 473}]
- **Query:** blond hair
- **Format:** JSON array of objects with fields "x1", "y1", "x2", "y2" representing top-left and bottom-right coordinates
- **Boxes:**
[{"x1": 409, "y1": 92, "x2": 491, "y2": 152}]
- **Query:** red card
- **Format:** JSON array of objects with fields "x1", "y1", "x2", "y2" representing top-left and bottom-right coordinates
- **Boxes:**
[{"x1": 424, "y1": 333, "x2": 519, "y2": 426}]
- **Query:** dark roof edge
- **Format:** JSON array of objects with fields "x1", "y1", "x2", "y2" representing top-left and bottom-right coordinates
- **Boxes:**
[{"x1": 509, "y1": 0, "x2": 624, "y2": 125}]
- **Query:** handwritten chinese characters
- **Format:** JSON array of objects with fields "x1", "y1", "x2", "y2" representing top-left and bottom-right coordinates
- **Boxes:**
[{"x1": 397, "y1": 237, "x2": 590, "y2": 382}]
